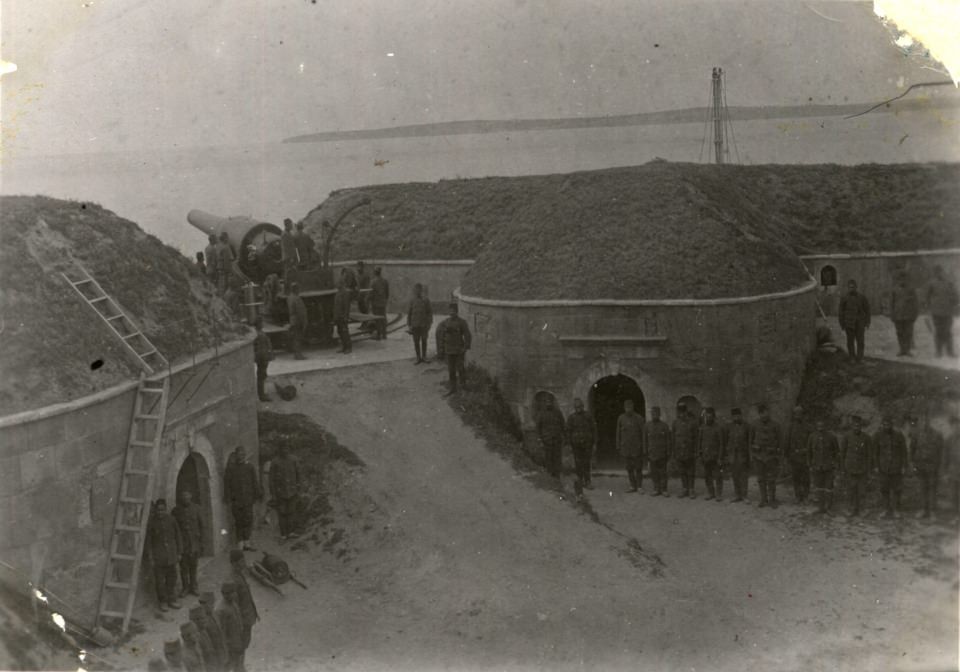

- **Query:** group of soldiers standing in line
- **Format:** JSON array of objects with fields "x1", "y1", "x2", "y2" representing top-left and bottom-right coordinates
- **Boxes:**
[{"x1": 537, "y1": 398, "x2": 960, "y2": 520}]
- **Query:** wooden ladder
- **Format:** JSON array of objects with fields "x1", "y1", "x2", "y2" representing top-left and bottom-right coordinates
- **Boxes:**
[
  {"x1": 95, "y1": 375, "x2": 170, "y2": 634},
  {"x1": 62, "y1": 268, "x2": 169, "y2": 375}
]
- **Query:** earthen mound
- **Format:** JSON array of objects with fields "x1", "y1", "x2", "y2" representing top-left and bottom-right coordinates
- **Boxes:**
[{"x1": 0, "y1": 196, "x2": 247, "y2": 416}]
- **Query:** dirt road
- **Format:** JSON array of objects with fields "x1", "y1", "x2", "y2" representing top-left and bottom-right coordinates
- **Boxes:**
[{"x1": 243, "y1": 360, "x2": 957, "y2": 672}]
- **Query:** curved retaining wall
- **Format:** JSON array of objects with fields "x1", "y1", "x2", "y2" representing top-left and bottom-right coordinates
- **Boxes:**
[
  {"x1": 456, "y1": 280, "x2": 818, "y2": 429},
  {"x1": 0, "y1": 338, "x2": 259, "y2": 628}
]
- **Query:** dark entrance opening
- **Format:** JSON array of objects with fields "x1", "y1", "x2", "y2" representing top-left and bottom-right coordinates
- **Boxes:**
[
  {"x1": 677, "y1": 394, "x2": 702, "y2": 421},
  {"x1": 590, "y1": 374, "x2": 644, "y2": 467},
  {"x1": 175, "y1": 453, "x2": 214, "y2": 557}
]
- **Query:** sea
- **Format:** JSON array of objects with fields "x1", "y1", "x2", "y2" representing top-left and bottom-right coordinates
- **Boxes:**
[{"x1": 2, "y1": 108, "x2": 958, "y2": 256}]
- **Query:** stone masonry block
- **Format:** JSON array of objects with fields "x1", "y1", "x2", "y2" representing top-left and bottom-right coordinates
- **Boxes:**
[
  {"x1": 26, "y1": 415, "x2": 66, "y2": 452},
  {"x1": 19, "y1": 447, "x2": 57, "y2": 489},
  {"x1": 55, "y1": 439, "x2": 85, "y2": 475},
  {"x1": 0, "y1": 423, "x2": 31, "y2": 458}
]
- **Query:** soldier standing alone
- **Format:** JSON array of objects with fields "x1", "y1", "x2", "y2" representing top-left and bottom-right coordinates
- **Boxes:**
[
  {"x1": 840, "y1": 415, "x2": 871, "y2": 517},
  {"x1": 645, "y1": 407, "x2": 672, "y2": 497},
  {"x1": 253, "y1": 318, "x2": 272, "y2": 402},
  {"x1": 785, "y1": 406, "x2": 811, "y2": 504},
  {"x1": 672, "y1": 403, "x2": 698, "y2": 498},
  {"x1": 723, "y1": 408, "x2": 751, "y2": 503},
  {"x1": 223, "y1": 447, "x2": 261, "y2": 551},
  {"x1": 838, "y1": 279, "x2": 871, "y2": 362},
  {"x1": 873, "y1": 415, "x2": 907, "y2": 519},
  {"x1": 435, "y1": 302, "x2": 472, "y2": 395},
  {"x1": 808, "y1": 419, "x2": 839, "y2": 514},
  {"x1": 269, "y1": 445, "x2": 301, "y2": 540},
  {"x1": 333, "y1": 281, "x2": 352, "y2": 355},
  {"x1": 566, "y1": 398, "x2": 596, "y2": 489},
  {"x1": 370, "y1": 267, "x2": 390, "y2": 340},
  {"x1": 750, "y1": 404, "x2": 782, "y2": 508},
  {"x1": 698, "y1": 408, "x2": 724, "y2": 501},
  {"x1": 171, "y1": 490, "x2": 203, "y2": 597},
  {"x1": 537, "y1": 396, "x2": 566, "y2": 479},
  {"x1": 146, "y1": 499, "x2": 182, "y2": 612}
]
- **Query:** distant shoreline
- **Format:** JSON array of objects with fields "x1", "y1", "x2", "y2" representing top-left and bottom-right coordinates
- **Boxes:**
[{"x1": 283, "y1": 97, "x2": 960, "y2": 144}]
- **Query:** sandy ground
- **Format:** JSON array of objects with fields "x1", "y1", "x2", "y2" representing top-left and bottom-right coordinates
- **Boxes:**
[{"x1": 179, "y1": 360, "x2": 958, "y2": 672}]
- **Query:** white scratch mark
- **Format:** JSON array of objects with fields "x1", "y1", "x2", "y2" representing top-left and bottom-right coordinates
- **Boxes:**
[
  {"x1": 79, "y1": 651, "x2": 87, "y2": 662},
  {"x1": 299, "y1": 63, "x2": 304, "y2": 74},
  {"x1": 220, "y1": 528, "x2": 228, "y2": 536},
  {"x1": 52, "y1": 613, "x2": 66, "y2": 632},
  {"x1": 0, "y1": 61, "x2": 17, "y2": 77},
  {"x1": 34, "y1": 589, "x2": 48, "y2": 603},
  {"x1": 805, "y1": 4, "x2": 843, "y2": 22},
  {"x1": 386, "y1": 52, "x2": 395, "y2": 57}
]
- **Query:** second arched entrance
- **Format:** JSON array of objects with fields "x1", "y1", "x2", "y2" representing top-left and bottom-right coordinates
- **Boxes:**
[
  {"x1": 175, "y1": 452, "x2": 215, "y2": 557},
  {"x1": 589, "y1": 374, "x2": 645, "y2": 467}
]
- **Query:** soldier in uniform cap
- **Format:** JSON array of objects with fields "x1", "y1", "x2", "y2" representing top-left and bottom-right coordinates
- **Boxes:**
[
  {"x1": 566, "y1": 398, "x2": 597, "y2": 489},
  {"x1": 873, "y1": 414, "x2": 908, "y2": 518},
  {"x1": 909, "y1": 413, "x2": 944, "y2": 519},
  {"x1": 537, "y1": 396, "x2": 566, "y2": 479},
  {"x1": 749, "y1": 404, "x2": 782, "y2": 508},
  {"x1": 672, "y1": 403, "x2": 698, "y2": 498},
  {"x1": 698, "y1": 408, "x2": 724, "y2": 500},
  {"x1": 617, "y1": 399, "x2": 645, "y2": 493},
  {"x1": 270, "y1": 444, "x2": 302, "y2": 539},
  {"x1": 807, "y1": 418, "x2": 840, "y2": 514},
  {"x1": 723, "y1": 408, "x2": 751, "y2": 502},
  {"x1": 163, "y1": 639, "x2": 186, "y2": 672},
  {"x1": 223, "y1": 446, "x2": 262, "y2": 551},
  {"x1": 187, "y1": 606, "x2": 219, "y2": 672},
  {"x1": 840, "y1": 415, "x2": 871, "y2": 516},
  {"x1": 838, "y1": 279, "x2": 871, "y2": 362},
  {"x1": 146, "y1": 499, "x2": 182, "y2": 611},
  {"x1": 171, "y1": 490, "x2": 203, "y2": 597},
  {"x1": 179, "y1": 622, "x2": 208, "y2": 672},
  {"x1": 645, "y1": 407, "x2": 672, "y2": 496},
  {"x1": 286, "y1": 283, "x2": 308, "y2": 360},
  {"x1": 435, "y1": 302, "x2": 472, "y2": 395},
  {"x1": 785, "y1": 406, "x2": 812, "y2": 504},
  {"x1": 216, "y1": 583, "x2": 245, "y2": 672}
]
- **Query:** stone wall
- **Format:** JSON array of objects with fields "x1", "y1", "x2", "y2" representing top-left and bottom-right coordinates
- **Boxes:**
[
  {"x1": 802, "y1": 250, "x2": 960, "y2": 317},
  {"x1": 0, "y1": 338, "x2": 258, "y2": 629},
  {"x1": 458, "y1": 283, "x2": 818, "y2": 430}
]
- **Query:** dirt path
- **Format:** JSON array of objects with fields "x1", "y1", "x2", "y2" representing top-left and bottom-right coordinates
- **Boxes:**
[{"x1": 242, "y1": 360, "x2": 956, "y2": 672}]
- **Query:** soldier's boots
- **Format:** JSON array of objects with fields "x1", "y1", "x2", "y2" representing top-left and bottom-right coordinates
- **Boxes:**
[
  {"x1": 758, "y1": 485, "x2": 769, "y2": 508},
  {"x1": 716, "y1": 481, "x2": 723, "y2": 502},
  {"x1": 768, "y1": 483, "x2": 779, "y2": 508}
]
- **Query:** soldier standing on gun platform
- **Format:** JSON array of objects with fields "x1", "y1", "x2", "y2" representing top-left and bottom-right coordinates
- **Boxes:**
[
  {"x1": 785, "y1": 406, "x2": 811, "y2": 504},
  {"x1": 617, "y1": 399, "x2": 645, "y2": 493},
  {"x1": 750, "y1": 404, "x2": 782, "y2": 508},
  {"x1": 808, "y1": 419, "x2": 839, "y2": 514},
  {"x1": 723, "y1": 408, "x2": 751, "y2": 503},
  {"x1": 873, "y1": 414, "x2": 907, "y2": 519},
  {"x1": 370, "y1": 267, "x2": 390, "y2": 340},
  {"x1": 645, "y1": 407, "x2": 672, "y2": 497},
  {"x1": 698, "y1": 408, "x2": 723, "y2": 501},
  {"x1": 566, "y1": 398, "x2": 596, "y2": 489},
  {"x1": 840, "y1": 415, "x2": 871, "y2": 517},
  {"x1": 223, "y1": 447, "x2": 261, "y2": 552},
  {"x1": 537, "y1": 396, "x2": 567, "y2": 479},
  {"x1": 333, "y1": 280, "x2": 352, "y2": 355},
  {"x1": 672, "y1": 403, "x2": 698, "y2": 498}
]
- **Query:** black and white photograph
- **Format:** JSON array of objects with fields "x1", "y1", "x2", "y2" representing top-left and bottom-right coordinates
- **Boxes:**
[{"x1": 0, "y1": 1, "x2": 958, "y2": 670}]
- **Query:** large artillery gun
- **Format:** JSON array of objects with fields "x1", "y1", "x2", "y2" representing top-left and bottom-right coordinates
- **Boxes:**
[{"x1": 186, "y1": 192, "x2": 372, "y2": 344}]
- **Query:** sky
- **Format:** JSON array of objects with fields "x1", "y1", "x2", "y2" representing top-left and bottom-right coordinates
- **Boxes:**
[{"x1": 0, "y1": 0, "x2": 952, "y2": 158}]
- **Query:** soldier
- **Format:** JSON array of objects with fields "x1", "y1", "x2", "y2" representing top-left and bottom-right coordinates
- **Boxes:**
[
  {"x1": 171, "y1": 490, "x2": 203, "y2": 597},
  {"x1": 672, "y1": 402, "x2": 698, "y2": 498},
  {"x1": 356, "y1": 261, "x2": 371, "y2": 313},
  {"x1": 837, "y1": 279, "x2": 871, "y2": 362},
  {"x1": 407, "y1": 283, "x2": 433, "y2": 363},
  {"x1": 945, "y1": 416, "x2": 960, "y2": 521},
  {"x1": 750, "y1": 404, "x2": 782, "y2": 508},
  {"x1": 217, "y1": 232, "x2": 236, "y2": 296},
  {"x1": 203, "y1": 234, "x2": 219, "y2": 285},
  {"x1": 188, "y1": 606, "x2": 219, "y2": 672},
  {"x1": 566, "y1": 398, "x2": 596, "y2": 489},
  {"x1": 199, "y1": 592, "x2": 229, "y2": 670},
  {"x1": 229, "y1": 550, "x2": 259, "y2": 670},
  {"x1": 280, "y1": 218, "x2": 298, "y2": 286},
  {"x1": 253, "y1": 318, "x2": 272, "y2": 402},
  {"x1": 195, "y1": 251, "x2": 207, "y2": 277},
  {"x1": 163, "y1": 639, "x2": 187, "y2": 672},
  {"x1": 698, "y1": 408, "x2": 723, "y2": 500},
  {"x1": 808, "y1": 418, "x2": 840, "y2": 514},
  {"x1": 722, "y1": 408, "x2": 751, "y2": 503},
  {"x1": 370, "y1": 267, "x2": 390, "y2": 340},
  {"x1": 216, "y1": 583, "x2": 245, "y2": 672},
  {"x1": 617, "y1": 399, "x2": 645, "y2": 493},
  {"x1": 785, "y1": 406, "x2": 811, "y2": 504},
  {"x1": 223, "y1": 446, "x2": 261, "y2": 552},
  {"x1": 645, "y1": 407, "x2": 672, "y2": 497},
  {"x1": 340, "y1": 265, "x2": 358, "y2": 299},
  {"x1": 294, "y1": 221, "x2": 315, "y2": 267},
  {"x1": 435, "y1": 302, "x2": 472, "y2": 395},
  {"x1": 909, "y1": 414, "x2": 943, "y2": 519},
  {"x1": 873, "y1": 415, "x2": 907, "y2": 519},
  {"x1": 333, "y1": 281, "x2": 352, "y2": 354},
  {"x1": 890, "y1": 274, "x2": 919, "y2": 357},
  {"x1": 537, "y1": 396, "x2": 566, "y2": 479},
  {"x1": 286, "y1": 283, "x2": 308, "y2": 360},
  {"x1": 179, "y1": 622, "x2": 208, "y2": 672},
  {"x1": 840, "y1": 415, "x2": 871, "y2": 517},
  {"x1": 270, "y1": 445, "x2": 301, "y2": 540},
  {"x1": 926, "y1": 265, "x2": 958, "y2": 358},
  {"x1": 146, "y1": 499, "x2": 182, "y2": 612}
]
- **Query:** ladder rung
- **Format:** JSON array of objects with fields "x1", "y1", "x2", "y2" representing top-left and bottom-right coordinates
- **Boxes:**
[
  {"x1": 139, "y1": 387, "x2": 164, "y2": 394},
  {"x1": 107, "y1": 314, "x2": 126, "y2": 322},
  {"x1": 110, "y1": 553, "x2": 137, "y2": 562},
  {"x1": 138, "y1": 349, "x2": 158, "y2": 357},
  {"x1": 100, "y1": 610, "x2": 127, "y2": 619},
  {"x1": 73, "y1": 278, "x2": 95, "y2": 286},
  {"x1": 105, "y1": 581, "x2": 133, "y2": 590},
  {"x1": 134, "y1": 414, "x2": 160, "y2": 421},
  {"x1": 124, "y1": 468, "x2": 153, "y2": 477},
  {"x1": 89, "y1": 296, "x2": 110, "y2": 304},
  {"x1": 122, "y1": 332, "x2": 143, "y2": 340}
]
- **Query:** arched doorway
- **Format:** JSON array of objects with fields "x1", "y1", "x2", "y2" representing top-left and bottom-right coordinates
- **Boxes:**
[
  {"x1": 677, "y1": 394, "x2": 702, "y2": 422},
  {"x1": 820, "y1": 265, "x2": 837, "y2": 287},
  {"x1": 175, "y1": 453, "x2": 214, "y2": 557},
  {"x1": 590, "y1": 374, "x2": 644, "y2": 466}
]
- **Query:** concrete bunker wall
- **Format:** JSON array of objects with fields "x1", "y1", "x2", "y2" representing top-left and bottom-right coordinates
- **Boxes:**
[
  {"x1": 0, "y1": 339, "x2": 258, "y2": 628},
  {"x1": 458, "y1": 283, "x2": 818, "y2": 430}
]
